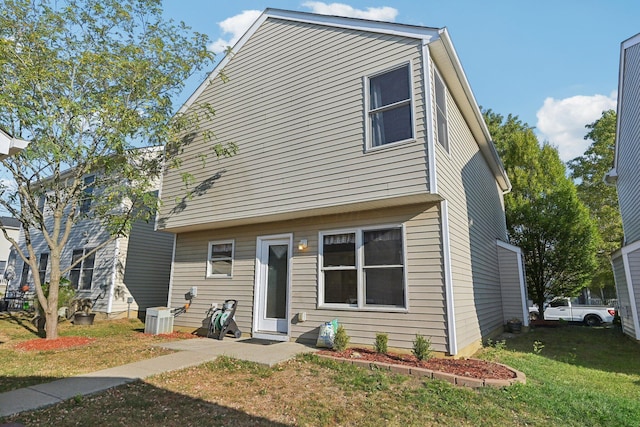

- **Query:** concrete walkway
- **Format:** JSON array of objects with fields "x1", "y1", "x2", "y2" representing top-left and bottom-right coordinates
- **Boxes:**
[{"x1": 0, "y1": 337, "x2": 316, "y2": 418}]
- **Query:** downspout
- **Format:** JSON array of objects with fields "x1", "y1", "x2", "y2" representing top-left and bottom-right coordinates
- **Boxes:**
[
  {"x1": 166, "y1": 234, "x2": 177, "y2": 308},
  {"x1": 441, "y1": 200, "x2": 457, "y2": 355},
  {"x1": 106, "y1": 238, "x2": 120, "y2": 315}
]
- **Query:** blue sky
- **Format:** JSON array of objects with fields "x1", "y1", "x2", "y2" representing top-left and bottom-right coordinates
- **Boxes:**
[{"x1": 162, "y1": 1, "x2": 640, "y2": 162}]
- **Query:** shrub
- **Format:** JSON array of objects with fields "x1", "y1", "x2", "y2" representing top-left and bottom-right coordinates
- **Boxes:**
[
  {"x1": 374, "y1": 332, "x2": 388, "y2": 354},
  {"x1": 333, "y1": 325, "x2": 350, "y2": 352},
  {"x1": 412, "y1": 334, "x2": 433, "y2": 361}
]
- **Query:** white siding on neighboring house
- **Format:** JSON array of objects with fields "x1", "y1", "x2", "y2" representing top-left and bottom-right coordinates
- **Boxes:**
[
  {"x1": 617, "y1": 40, "x2": 640, "y2": 244},
  {"x1": 159, "y1": 18, "x2": 433, "y2": 233},
  {"x1": 612, "y1": 254, "x2": 634, "y2": 337}
]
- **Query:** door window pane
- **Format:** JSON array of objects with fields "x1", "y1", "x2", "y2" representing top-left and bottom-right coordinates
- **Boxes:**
[{"x1": 266, "y1": 244, "x2": 287, "y2": 319}]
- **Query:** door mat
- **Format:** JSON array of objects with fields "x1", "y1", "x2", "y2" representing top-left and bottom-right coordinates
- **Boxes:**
[{"x1": 238, "y1": 338, "x2": 282, "y2": 345}]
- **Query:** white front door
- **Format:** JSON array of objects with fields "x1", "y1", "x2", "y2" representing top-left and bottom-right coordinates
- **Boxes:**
[{"x1": 253, "y1": 235, "x2": 291, "y2": 339}]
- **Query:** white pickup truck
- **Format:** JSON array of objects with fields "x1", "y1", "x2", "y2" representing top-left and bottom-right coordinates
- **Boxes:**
[{"x1": 529, "y1": 298, "x2": 616, "y2": 326}]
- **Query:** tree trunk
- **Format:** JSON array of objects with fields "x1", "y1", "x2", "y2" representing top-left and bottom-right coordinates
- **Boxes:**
[
  {"x1": 44, "y1": 308, "x2": 58, "y2": 339},
  {"x1": 536, "y1": 295, "x2": 546, "y2": 321}
]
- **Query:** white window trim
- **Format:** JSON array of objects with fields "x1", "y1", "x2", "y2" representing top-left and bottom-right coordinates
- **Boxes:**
[
  {"x1": 434, "y1": 67, "x2": 449, "y2": 153},
  {"x1": 364, "y1": 61, "x2": 416, "y2": 152},
  {"x1": 318, "y1": 224, "x2": 408, "y2": 312},
  {"x1": 70, "y1": 247, "x2": 95, "y2": 292},
  {"x1": 207, "y1": 239, "x2": 235, "y2": 279}
]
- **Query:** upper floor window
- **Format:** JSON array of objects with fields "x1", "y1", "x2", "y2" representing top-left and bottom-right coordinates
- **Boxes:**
[
  {"x1": 38, "y1": 253, "x2": 49, "y2": 285},
  {"x1": 207, "y1": 240, "x2": 234, "y2": 278},
  {"x1": 319, "y1": 226, "x2": 406, "y2": 310},
  {"x1": 80, "y1": 175, "x2": 95, "y2": 214},
  {"x1": 367, "y1": 64, "x2": 414, "y2": 148},
  {"x1": 69, "y1": 248, "x2": 95, "y2": 290},
  {"x1": 19, "y1": 258, "x2": 30, "y2": 287},
  {"x1": 434, "y1": 70, "x2": 449, "y2": 151}
]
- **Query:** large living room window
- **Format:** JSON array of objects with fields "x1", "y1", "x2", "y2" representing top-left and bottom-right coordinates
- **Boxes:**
[
  {"x1": 367, "y1": 63, "x2": 413, "y2": 148},
  {"x1": 319, "y1": 226, "x2": 406, "y2": 310}
]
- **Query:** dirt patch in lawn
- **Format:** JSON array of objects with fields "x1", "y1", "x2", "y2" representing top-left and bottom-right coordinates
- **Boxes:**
[
  {"x1": 12, "y1": 330, "x2": 197, "y2": 352},
  {"x1": 319, "y1": 348, "x2": 516, "y2": 380},
  {"x1": 14, "y1": 336, "x2": 96, "y2": 351}
]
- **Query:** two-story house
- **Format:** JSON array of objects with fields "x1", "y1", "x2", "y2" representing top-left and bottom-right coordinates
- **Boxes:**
[
  {"x1": 9, "y1": 151, "x2": 174, "y2": 319},
  {"x1": 157, "y1": 9, "x2": 528, "y2": 356},
  {"x1": 608, "y1": 33, "x2": 640, "y2": 341}
]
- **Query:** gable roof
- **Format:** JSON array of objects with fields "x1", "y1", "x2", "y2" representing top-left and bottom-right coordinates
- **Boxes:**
[{"x1": 180, "y1": 8, "x2": 511, "y2": 192}]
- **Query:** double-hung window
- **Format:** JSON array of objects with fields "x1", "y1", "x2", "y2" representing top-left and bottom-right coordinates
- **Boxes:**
[
  {"x1": 207, "y1": 240, "x2": 234, "y2": 278},
  {"x1": 320, "y1": 226, "x2": 406, "y2": 310},
  {"x1": 38, "y1": 253, "x2": 49, "y2": 285},
  {"x1": 80, "y1": 175, "x2": 95, "y2": 214},
  {"x1": 367, "y1": 64, "x2": 414, "y2": 148},
  {"x1": 434, "y1": 69, "x2": 449, "y2": 151},
  {"x1": 69, "y1": 248, "x2": 95, "y2": 290}
]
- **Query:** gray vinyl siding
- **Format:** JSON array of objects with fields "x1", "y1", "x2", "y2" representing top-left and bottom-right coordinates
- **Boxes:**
[
  {"x1": 497, "y1": 245, "x2": 524, "y2": 323},
  {"x1": 159, "y1": 18, "x2": 429, "y2": 232},
  {"x1": 109, "y1": 221, "x2": 174, "y2": 314},
  {"x1": 170, "y1": 204, "x2": 448, "y2": 351},
  {"x1": 612, "y1": 253, "x2": 636, "y2": 338},
  {"x1": 431, "y1": 60, "x2": 509, "y2": 351},
  {"x1": 629, "y1": 248, "x2": 640, "y2": 329},
  {"x1": 12, "y1": 220, "x2": 116, "y2": 313},
  {"x1": 618, "y1": 42, "x2": 640, "y2": 244}
]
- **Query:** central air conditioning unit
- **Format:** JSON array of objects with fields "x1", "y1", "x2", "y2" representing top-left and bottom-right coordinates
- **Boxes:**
[{"x1": 144, "y1": 307, "x2": 174, "y2": 335}]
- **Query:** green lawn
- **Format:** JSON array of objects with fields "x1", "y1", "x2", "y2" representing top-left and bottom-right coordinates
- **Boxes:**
[{"x1": 1, "y1": 320, "x2": 639, "y2": 426}]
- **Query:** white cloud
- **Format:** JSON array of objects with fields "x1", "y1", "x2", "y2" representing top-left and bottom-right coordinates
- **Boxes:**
[
  {"x1": 302, "y1": 2, "x2": 398, "y2": 21},
  {"x1": 208, "y1": 10, "x2": 261, "y2": 54},
  {"x1": 535, "y1": 92, "x2": 617, "y2": 162}
]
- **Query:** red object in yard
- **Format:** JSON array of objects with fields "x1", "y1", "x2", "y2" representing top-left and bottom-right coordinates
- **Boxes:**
[
  {"x1": 20, "y1": 285, "x2": 30, "y2": 293},
  {"x1": 608, "y1": 309, "x2": 616, "y2": 316}
]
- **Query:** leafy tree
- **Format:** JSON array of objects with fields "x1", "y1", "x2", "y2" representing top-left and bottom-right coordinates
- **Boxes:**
[
  {"x1": 484, "y1": 110, "x2": 599, "y2": 318},
  {"x1": 0, "y1": 0, "x2": 228, "y2": 338},
  {"x1": 568, "y1": 110, "x2": 621, "y2": 300}
]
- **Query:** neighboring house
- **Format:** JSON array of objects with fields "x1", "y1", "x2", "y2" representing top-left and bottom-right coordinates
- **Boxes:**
[
  {"x1": 607, "y1": 33, "x2": 640, "y2": 341},
  {"x1": 0, "y1": 217, "x2": 20, "y2": 273},
  {"x1": 0, "y1": 217, "x2": 20, "y2": 297},
  {"x1": 0, "y1": 127, "x2": 29, "y2": 161},
  {"x1": 9, "y1": 156, "x2": 174, "y2": 318},
  {"x1": 158, "y1": 9, "x2": 528, "y2": 356}
]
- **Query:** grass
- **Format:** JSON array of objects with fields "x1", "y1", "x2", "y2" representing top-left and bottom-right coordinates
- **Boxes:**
[
  {"x1": 0, "y1": 311, "x2": 188, "y2": 392},
  {"x1": 1, "y1": 320, "x2": 639, "y2": 426}
]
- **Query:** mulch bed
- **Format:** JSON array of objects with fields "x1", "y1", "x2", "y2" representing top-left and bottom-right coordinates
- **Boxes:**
[
  {"x1": 14, "y1": 336, "x2": 96, "y2": 351},
  {"x1": 318, "y1": 348, "x2": 516, "y2": 380},
  {"x1": 13, "y1": 330, "x2": 198, "y2": 352}
]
